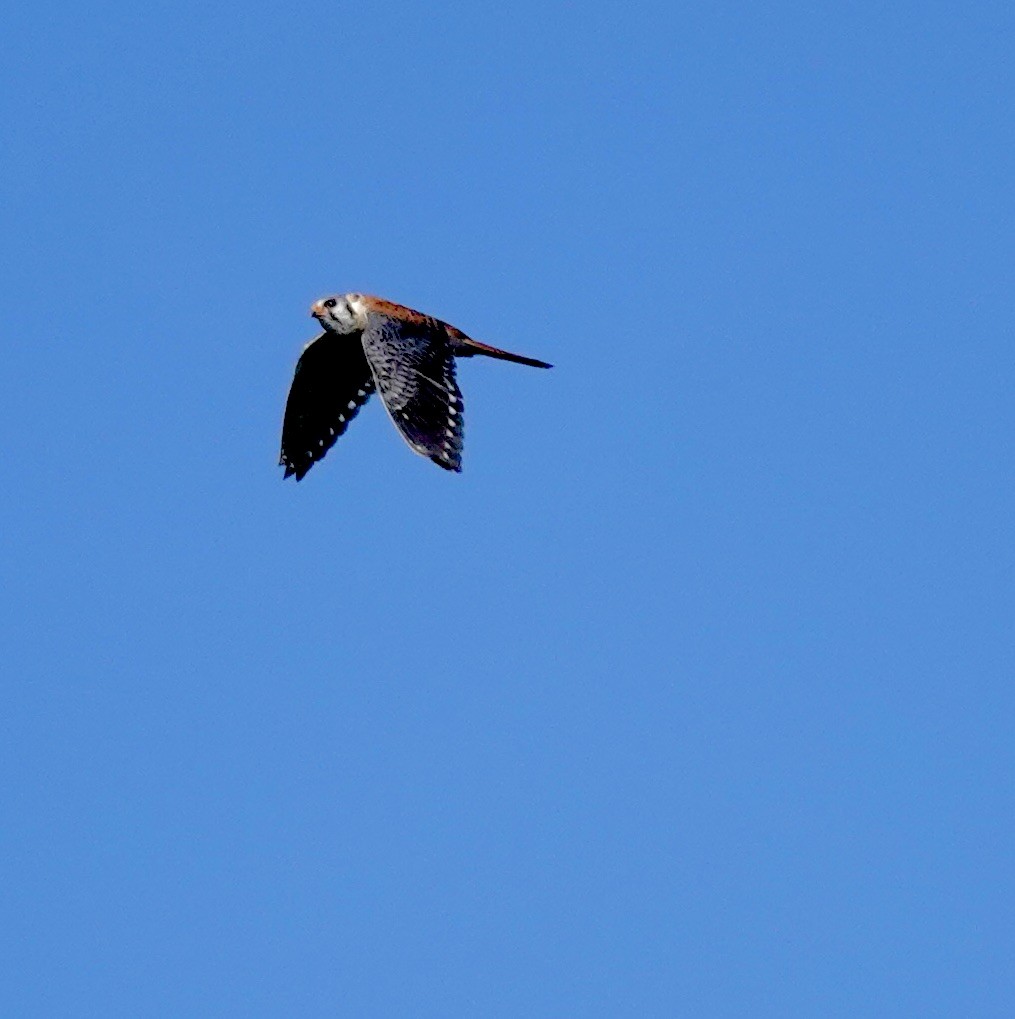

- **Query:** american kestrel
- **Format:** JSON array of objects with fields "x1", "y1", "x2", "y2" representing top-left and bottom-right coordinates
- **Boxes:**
[{"x1": 280, "y1": 293, "x2": 552, "y2": 479}]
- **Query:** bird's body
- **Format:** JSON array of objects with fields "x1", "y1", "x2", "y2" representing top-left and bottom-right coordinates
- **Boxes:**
[{"x1": 280, "y1": 293, "x2": 551, "y2": 479}]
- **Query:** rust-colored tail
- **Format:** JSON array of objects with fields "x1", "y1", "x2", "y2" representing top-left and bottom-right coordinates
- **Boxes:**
[{"x1": 446, "y1": 326, "x2": 552, "y2": 369}]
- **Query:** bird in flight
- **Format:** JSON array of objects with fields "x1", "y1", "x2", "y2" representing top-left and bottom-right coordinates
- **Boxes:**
[{"x1": 280, "y1": 293, "x2": 552, "y2": 479}]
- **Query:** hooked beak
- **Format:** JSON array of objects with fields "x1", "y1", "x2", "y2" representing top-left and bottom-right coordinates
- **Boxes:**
[{"x1": 310, "y1": 300, "x2": 325, "y2": 318}]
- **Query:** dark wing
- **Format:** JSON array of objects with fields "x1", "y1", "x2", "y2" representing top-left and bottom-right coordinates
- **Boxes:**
[
  {"x1": 360, "y1": 311, "x2": 464, "y2": 472},
  {"x1": 279, "y1": 332, "x2": 375, "y2": 480}
]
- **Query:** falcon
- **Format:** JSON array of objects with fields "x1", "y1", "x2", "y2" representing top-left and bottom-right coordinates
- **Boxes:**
[{"x1": 280, "y1": 293, "x2": 552, "y2": 479}]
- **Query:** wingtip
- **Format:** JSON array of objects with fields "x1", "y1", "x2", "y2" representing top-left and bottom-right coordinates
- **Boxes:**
[{"x1": 430, "y1": 453, "x2": 463, "y2": 473}]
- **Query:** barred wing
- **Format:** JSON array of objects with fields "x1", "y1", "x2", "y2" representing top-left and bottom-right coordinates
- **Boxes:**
[
  {"x1": 280, "y1": 333, "x2": 375, "y2": 480},
  {"x1": 360, "y1": 312, "x2": 464, "y2": 472}
]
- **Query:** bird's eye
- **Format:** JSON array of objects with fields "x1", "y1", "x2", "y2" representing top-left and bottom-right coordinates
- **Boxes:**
[{"x1": 324, "y1": 298, "x2": 337, "y2": 309}]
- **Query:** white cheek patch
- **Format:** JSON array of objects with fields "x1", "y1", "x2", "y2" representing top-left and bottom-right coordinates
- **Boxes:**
[{"x1": 345, "y1": 295, "x2": 369, "y2": 329}]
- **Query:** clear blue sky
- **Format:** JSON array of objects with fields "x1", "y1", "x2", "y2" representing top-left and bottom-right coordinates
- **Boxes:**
[{"x1": 2, "y1": 2, "x2": 1012, "y2": 1015}]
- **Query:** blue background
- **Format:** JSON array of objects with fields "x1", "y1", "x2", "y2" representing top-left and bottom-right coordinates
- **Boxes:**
[{"x1": 2, "y1": 2, "x2": 1012, "y2": 1014}]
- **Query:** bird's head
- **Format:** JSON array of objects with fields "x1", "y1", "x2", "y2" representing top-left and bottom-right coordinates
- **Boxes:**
[{"x1": 310, "y1": 293, "x2": 369, "y2": 333}]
